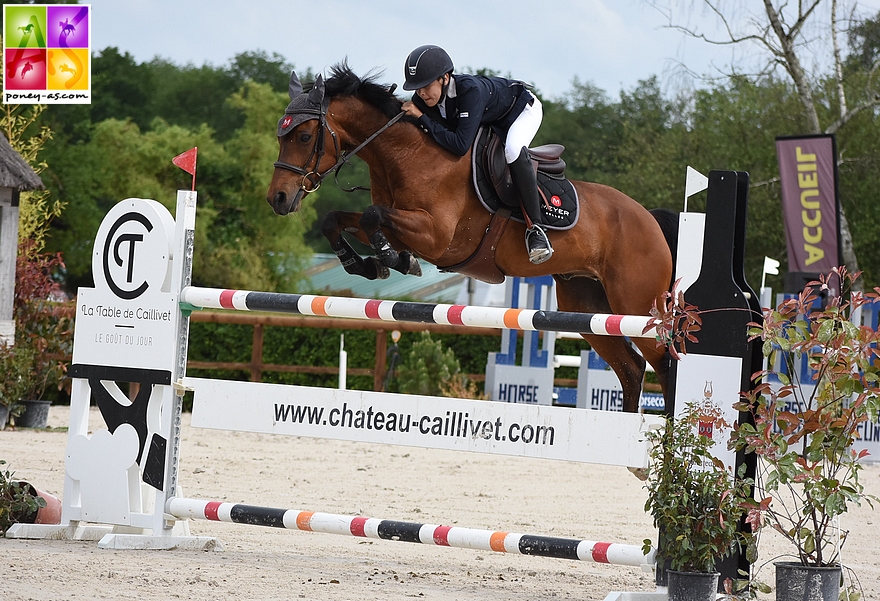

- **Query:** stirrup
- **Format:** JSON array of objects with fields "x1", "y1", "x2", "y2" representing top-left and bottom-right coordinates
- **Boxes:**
[{"x1": 525, "y1": 226, "x2": 553, "y2": 265}]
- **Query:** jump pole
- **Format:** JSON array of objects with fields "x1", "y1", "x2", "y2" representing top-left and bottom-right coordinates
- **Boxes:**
[
  {"x1": 180, "y1": 287, "x2": 658, "y2": 339},
  {"x1": 162, "y1": 497, "x2": 654, "y2": 568}
]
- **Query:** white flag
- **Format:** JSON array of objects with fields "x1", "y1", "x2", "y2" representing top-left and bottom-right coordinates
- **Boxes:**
[
  {"x1": 685, "y1": 166, "x2": 709, "y2": 199},
  {"x1": 763, "y1": 256, "x2": 780, "y2": 275}
]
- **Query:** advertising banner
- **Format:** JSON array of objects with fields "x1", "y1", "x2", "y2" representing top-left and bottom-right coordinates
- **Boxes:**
[{"x1": 775, "y1": 135, "x2": 840, "y2": 276}]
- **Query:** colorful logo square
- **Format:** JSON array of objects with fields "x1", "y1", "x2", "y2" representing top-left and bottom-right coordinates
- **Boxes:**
[
  {"x1": 4, "y1": 5, "x2": 47, "y2": 49},
  {"x1": 3, "y1": 4, "x2": 91, "y2": 104},
  {"x1": 5, "y1": 48, "x2": 47, "y2": 90},
  {"x1": 47, "y1": 5, "x2": 89, "y2": 49},
  {"x1": 48, "y1": 47, "x2": 88, "y2": 90}
]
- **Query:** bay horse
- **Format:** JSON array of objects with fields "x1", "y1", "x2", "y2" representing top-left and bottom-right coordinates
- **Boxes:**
[{"x1": 267, "y1": 64, "x2": 676, "y2": 414}]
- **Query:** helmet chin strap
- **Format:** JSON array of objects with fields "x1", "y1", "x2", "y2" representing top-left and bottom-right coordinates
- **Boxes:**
[{"x1": 438, "y1": 73, "x2": 451, "y2": 103}]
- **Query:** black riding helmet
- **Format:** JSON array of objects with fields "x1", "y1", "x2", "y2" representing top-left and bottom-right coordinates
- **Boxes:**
[{"x1": 402, "y1": 45, "x2": 454, "y2": 91}]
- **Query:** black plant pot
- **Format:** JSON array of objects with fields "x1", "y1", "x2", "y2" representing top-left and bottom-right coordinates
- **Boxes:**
[
  {"x1": 775, "y1": 562, "x2": 841, "y2": 601},
  {"x1": 667, "y1": 570, "x2": 719, "y2": 601},
  {"x1": 16, "y1": 400, "x2": 50, "y2": 428}
]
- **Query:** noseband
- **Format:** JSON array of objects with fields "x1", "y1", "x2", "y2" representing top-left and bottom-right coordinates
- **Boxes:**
[{"x1": 274, "y1": 102, "x2": 405, "y2": 194}]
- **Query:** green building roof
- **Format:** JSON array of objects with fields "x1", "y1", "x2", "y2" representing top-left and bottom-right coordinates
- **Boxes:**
[{"x1": 303, "y1": 253, "x2": 468, "y2": 302}]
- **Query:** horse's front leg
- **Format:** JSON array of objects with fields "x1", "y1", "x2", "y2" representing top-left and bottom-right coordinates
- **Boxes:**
[
  {"x1": 321, "y1": 210, "x2": 391, "y2": 280},
  {"x1": 359, "y1": 205, "x2": 422, "y2": 277}
]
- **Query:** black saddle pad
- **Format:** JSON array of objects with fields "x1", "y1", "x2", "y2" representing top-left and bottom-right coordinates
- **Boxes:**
[{"x1": 471, "y1": 128, "x2": 579, "y2": 231}]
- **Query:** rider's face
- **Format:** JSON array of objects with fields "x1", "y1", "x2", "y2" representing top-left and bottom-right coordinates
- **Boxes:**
[{"x1": 417, "y1": 74, "x2": 448, "y2": 107}]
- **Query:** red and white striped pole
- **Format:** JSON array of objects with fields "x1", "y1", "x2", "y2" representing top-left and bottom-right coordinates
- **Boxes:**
[
  {"x1": 180, "y1": 287, "x2": 658, "y2": 339},
  {"x1": 167, "y1": 497, "x2": 655, "y2": 568}
]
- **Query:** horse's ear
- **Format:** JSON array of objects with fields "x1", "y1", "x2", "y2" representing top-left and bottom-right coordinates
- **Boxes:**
[
  {"x1": 309, "y1": 74, "x2": 325, "y2": 105},
  {"x1": 288, "y1": 71, "x2": 303, "y2": 100}
]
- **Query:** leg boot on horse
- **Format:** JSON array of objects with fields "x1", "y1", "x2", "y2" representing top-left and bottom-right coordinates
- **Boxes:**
[{"x1": 509, "y1": 147, "x2": 553, "y2": 265}]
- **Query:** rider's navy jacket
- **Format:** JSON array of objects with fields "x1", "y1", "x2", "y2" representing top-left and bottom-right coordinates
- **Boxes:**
[{"x1": 412, "y1": 73, "x2": 532, "y2": 156}]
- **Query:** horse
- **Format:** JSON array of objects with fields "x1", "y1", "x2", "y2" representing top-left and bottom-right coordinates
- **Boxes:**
[{"x1": 267, "y1": 64, "x2": 677, "y2": 414}]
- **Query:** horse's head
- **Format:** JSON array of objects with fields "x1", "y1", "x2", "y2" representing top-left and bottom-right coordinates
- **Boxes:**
[
  {"x1": 268, "y1": 65, "x2": 409, "y2": 216},
  {"x1": 267, "y1": 72, "x2": 338, "y2": 216}
]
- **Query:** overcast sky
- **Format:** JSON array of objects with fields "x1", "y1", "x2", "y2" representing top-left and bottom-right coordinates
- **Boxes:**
[{"x1": 87, "y1": 0, "x2": 880, "y2": 100}]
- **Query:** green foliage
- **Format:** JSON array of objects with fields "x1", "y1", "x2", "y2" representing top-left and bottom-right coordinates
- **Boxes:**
[
  {"x1": 37, "y1": 50, "x2": 315, "y2": 294},
  {"x1": 229, "y1": 50, "x2": 297, "y2": 94},
  {"x1": 90, "y1": 47, "x2": 155, "y2": 131},
  {"x1": 0, "y1": 103, "x2": 63, "y2": 255},
  {"x1": 262, "y1": 326, "x2": 376, "y2": 389},
  {"x1": 731, "y1": 268, "x2": 880, "y2": 568},
  {"x1": 41, "y1": 83, "x2": 314, "y2": 293},
  {"x1": 643, "y1": 401, "x2": 752, "y2": 573},
  {"x1": 0, "y1": 459, "x2": 46, "y2": 535},
  {"x1": 10, "y1": 241, "x2": 74, "y2": 401},
  {"x1": 847, "y1": 11, "x2": 880, "y2": 71},
  {"x1": 392, "y1": 332, "x2": 480, "y2": 398},
  {"x1": 0, "y1": 344, "x2": 34, "y2": 413},
  {"x1": 185, "y1": 320, "x2": 496, "y2": 396},
  {"x1": 146, "y1": 58, "x2": 244, "y2": 141}
]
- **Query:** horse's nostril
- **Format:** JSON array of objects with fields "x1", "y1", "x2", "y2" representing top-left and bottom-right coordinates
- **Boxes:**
[{"x1": 273, "y1": 191, "x2": 286, "y2": 206}]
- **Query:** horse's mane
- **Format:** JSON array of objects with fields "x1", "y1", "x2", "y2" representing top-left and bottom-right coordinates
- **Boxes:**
[{"x1": 306, "y1": 61, "x2": 409, "y2": 121}]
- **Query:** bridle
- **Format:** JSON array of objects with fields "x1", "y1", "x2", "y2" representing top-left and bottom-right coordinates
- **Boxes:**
[{"x1": 273, "y1": 99, "x2": 405, "y2": 194}]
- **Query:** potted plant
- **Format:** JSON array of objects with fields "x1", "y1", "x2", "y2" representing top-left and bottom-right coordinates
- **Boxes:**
[
  {"x1": 0, "y1": 342, "x2": 34, "y2": 428},
  {"x1": 0, "y1": 459, "x2": 51, "y2": 535},
  {"x1": 731, "y1": 268, "x2": 880, "y2": 601},
  {"x1": 9, "y1": 243, "x2": 74, "y2": 428},
  {"x1": 642, "y1": 398, "x2": 752, "y2": 601}
]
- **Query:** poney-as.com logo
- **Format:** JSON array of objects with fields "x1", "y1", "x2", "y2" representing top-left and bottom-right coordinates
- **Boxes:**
[{"x1": 3, "y1": 4, "x2": 91, "y2": 104}]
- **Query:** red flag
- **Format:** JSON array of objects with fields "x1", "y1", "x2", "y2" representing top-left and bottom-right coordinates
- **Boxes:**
[
  {"x1": 172, "y1": 147, "x2": 197, "y2": 174},
  {"x1": 172, "y1": 147, "x2": 198, "y2": 190}
]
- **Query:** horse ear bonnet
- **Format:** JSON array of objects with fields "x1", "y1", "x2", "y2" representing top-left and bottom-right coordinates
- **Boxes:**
[
  {"x1": 308, "y1": 75, "x2": 325, "y2": 105},
  {"x1": 277, "y1": 73, "x2": 326, "y2": 137},
  {"x1": 288, "y1": 70, "x2": 303, "y2": 100}
]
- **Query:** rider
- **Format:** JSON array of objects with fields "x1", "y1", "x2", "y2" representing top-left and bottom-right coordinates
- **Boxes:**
[{"x1": 400, "y1": 45, "x2": 553, "y2": 265}]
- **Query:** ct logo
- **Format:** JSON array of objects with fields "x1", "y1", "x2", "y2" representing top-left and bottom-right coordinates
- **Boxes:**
[
  {"x1": 103, "y1": 213, "x2": 152, "y2": 300},
  {"x1": 92, "y1": 199, "x2": 175, "y2": 302}
]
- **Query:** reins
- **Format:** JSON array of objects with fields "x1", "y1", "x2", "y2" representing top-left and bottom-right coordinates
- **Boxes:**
[{"x1": 274, "y1": 107, "x2": 406, "y2": 194}]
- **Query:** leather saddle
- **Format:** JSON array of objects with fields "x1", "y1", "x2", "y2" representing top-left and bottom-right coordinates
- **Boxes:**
[{"x1": 484, "y1": 131, "x2": 566, "y2": 208}]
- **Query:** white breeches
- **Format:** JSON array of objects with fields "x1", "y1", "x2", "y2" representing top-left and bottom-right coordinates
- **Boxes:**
[{"x1": 504, "y1": 94, "x2": 543, "y2": 163}]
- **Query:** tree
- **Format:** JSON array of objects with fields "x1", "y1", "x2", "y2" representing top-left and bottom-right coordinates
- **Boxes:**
[
  {"x1": 42, "y1": 82, "x2": 315, "y2": 293},
  {"x1": 0, "y1": 104, "x2": 61, "y2": 258},
  {"x1": 90, "y1": 47, "x2": 155, "y2": 129},
  {"x1": 649, "y1": 0, "x2": 880, "y2": 284},
  {"x1": 146, "y1": 58, "x2": 244, "y2": 141},
  {"x1": 848, "y1": 9, "x2": 880, "y2": 68},
  {"x1": 229, "y1": 51, "x2": 298, "y2": 94},
  {"x1": 535, "y1": 78, "x2": 624, "y2": 182}
]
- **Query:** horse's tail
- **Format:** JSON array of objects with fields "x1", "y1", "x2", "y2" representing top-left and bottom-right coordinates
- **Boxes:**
[{"x1": 649, "y1": 208, "x2": 679, "y2": 290}]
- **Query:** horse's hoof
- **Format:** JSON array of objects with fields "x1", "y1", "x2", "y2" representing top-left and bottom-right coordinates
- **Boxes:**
[
  {"x1": 627, "y1": 466, "x2": 649, "y2": 481},
  {"x1": 403, "y1": 252, "x2": 422, "y2": 276}
]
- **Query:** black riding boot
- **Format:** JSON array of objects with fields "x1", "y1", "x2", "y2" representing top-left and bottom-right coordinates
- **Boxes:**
[{"x1": 509, "y1": 147, "x2": 553, "y2": 265}]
